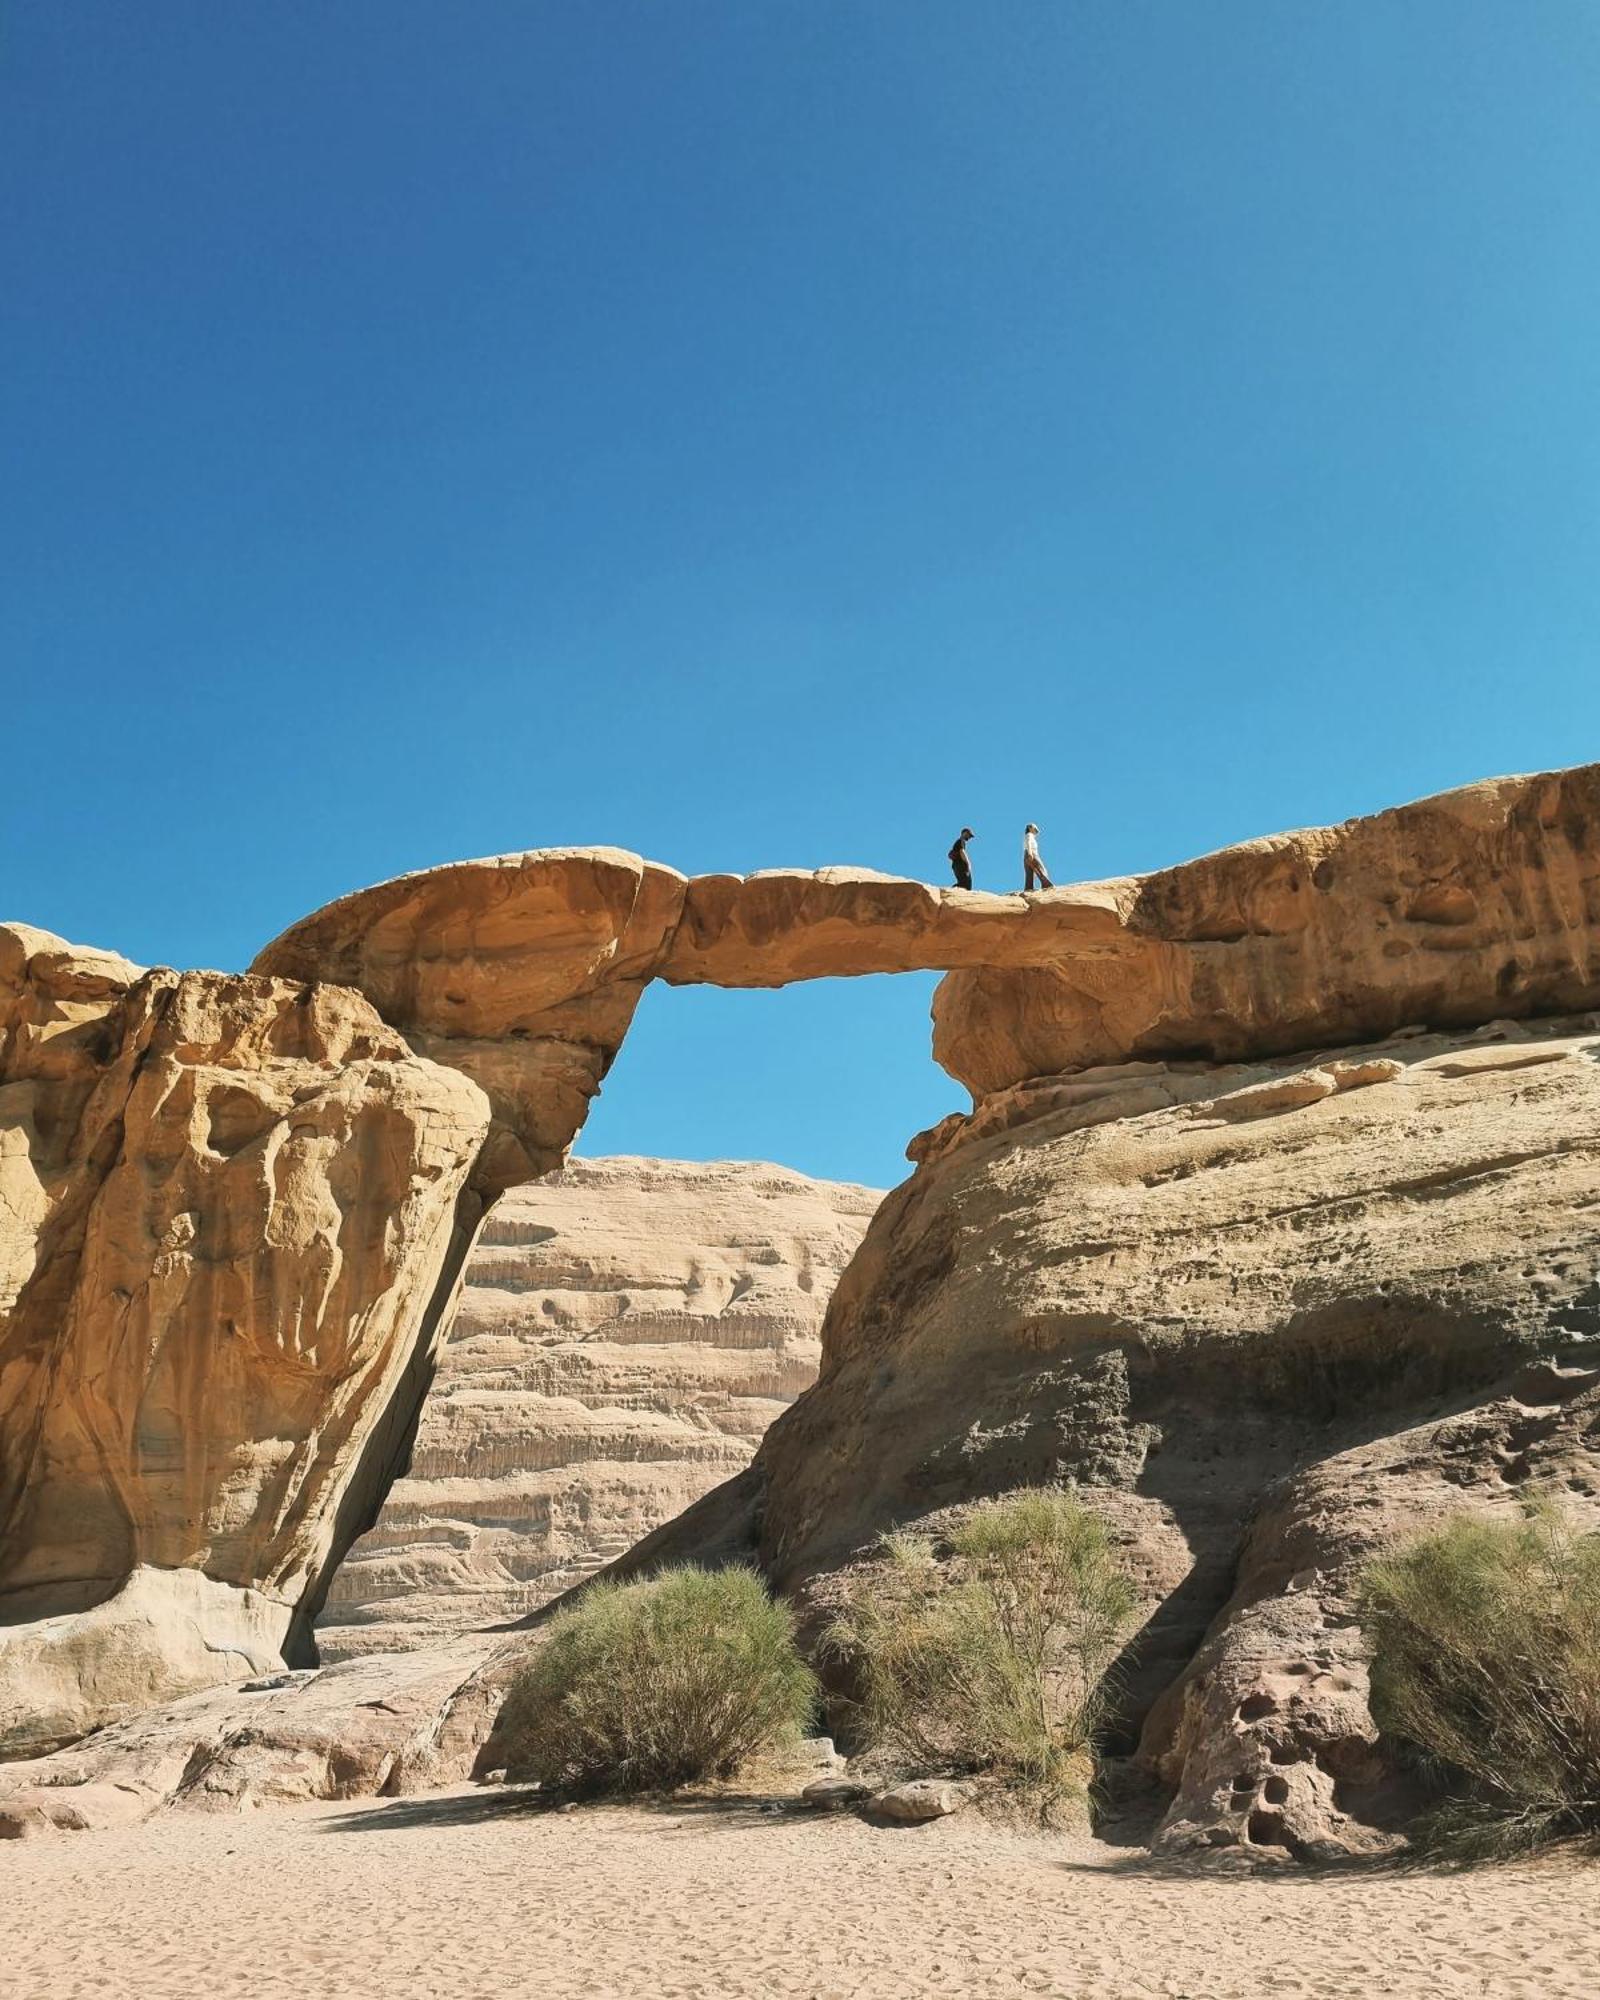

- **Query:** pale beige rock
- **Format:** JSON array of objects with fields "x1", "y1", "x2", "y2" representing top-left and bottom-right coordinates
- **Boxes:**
[
  {"x1": 0, "y1": 1636, "x2": 502, "y2": 1836},
  {"x1": 317, "y1": 1157, "x2": 878, "y2": 1657},
  {"x1": 627, "y1": 1018, "x2": 1600, "y2": 1857},
  {"x1": 0, "y1": 1567, "x2": 299, "y2": 1762},
  {"x1": 874, "y1": 1779, "x2": 963, "y2": 1822},
  {"x1": 0, "y1": 925, "x2": 492, "y2": 1753}
]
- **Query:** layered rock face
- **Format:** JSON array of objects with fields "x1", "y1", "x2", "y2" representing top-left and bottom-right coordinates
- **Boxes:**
[
  {"x1": 626, "y1": 1016, "x2": 1600, "y2": 1857},
  {"x1": 0, "y1": 926, "x2": 491, "y2": 1755},
  {"x1": 317, "y1": 1158, "x2": 878, "y2": 1658}
]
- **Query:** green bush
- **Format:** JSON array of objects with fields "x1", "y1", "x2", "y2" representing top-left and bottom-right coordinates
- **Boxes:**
[
  {"x1": 1358, "y1": 1508, "x2": 1600, "y2": 1858},
  {"x1": 497, "y1": 1565, "x2": 818, "y2": 1797},
  {"x1": 824, "y1": 1488, "x2": 1136, "y2": 1808}
]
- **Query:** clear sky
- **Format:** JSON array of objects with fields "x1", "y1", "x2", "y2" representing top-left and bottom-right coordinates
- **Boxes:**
[{"x1": 5, "y1": 4, "x2": 1599, "y2": 1189}]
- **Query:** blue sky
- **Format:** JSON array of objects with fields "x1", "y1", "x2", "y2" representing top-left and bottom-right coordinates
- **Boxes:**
[{"x1": 5, "y1": 3, "x2": 1598, "y2": 1188}]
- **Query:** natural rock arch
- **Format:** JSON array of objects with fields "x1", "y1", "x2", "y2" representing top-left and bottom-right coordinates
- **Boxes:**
[
  {"x1": 250, "y1": 759, "x2": 1600, "y2": 1185},
  {"x1": 3, "y1": 760, "x2": 1600, "y2": 1752}
]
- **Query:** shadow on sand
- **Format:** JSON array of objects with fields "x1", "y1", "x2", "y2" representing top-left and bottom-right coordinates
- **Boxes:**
[{"x1": 316, "y1": 1786, "x2": 814, "y2": 1837}]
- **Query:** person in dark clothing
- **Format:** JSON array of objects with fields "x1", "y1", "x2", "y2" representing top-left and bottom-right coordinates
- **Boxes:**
[{"x1": 948, "y1": 827, "x2": 976, "y2": 890}]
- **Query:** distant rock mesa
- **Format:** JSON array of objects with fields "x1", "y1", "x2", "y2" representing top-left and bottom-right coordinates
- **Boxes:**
[{"x1": 318, "y1": 1157, "x2": 877, "y2": 1658}]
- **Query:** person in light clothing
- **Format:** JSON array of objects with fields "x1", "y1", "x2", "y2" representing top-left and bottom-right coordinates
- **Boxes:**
[{"x1": 1022, "y1": 823, "x2": 1053, "y2": 891}]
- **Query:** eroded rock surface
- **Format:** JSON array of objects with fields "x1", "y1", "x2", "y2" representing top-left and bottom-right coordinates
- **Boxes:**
[
  {"x1": 0, "y1": 926, "x2": 491, "y2": 1753},
  {"x1": 251, "y1": 850, "x2": 691, "y2": 1195},
  {"x1": 625, "y1": 1018, "x2": 1600, "y2": 1858},
  {"x1": 317, "y1": 1157, "x2": 878, "y2": 1658},
  {"x1": 0, "y1": 1636, "x2": 504, "y2": 1837}
]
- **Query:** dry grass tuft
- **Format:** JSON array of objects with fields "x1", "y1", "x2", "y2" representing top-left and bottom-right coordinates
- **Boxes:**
[
  {"x1": 1359, "y1": 1506, "x2": 1600, "y2": 1860},
  {"x1": 498, "y1": 1565, "x2": 818, "y2": 1798},
  {"x1": 824, "y1": 1488, "x2": 1135, "y2": 1815}
]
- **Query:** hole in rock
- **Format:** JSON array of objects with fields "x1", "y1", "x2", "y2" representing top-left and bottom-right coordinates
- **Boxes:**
[
  {"x1": 316, "y1": 971, "x2": 964, "y2": 1659},
  {"x1": 206, "y1": 1084, "x2": 279, "y2": 1156},
  {"x1": 1247, "y1": 1809, "x2": 1293, "y2": 1849},
  {"x1": 578, "y1": 974, "x2": 960, "y2": 1188},
  {"x1": 1237, "y1": 1692, "x2": 1276, "y2": 1722}
]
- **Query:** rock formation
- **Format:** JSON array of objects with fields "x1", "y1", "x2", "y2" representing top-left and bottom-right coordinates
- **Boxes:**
[
  {"x1": 0, "y1": 1636, "x2": 506, "y2": 1837},
  {"x1": 7, "y1": 757, "x2": 1600, "y2": 1855},
  {"x1": 0, "y1": 926, "x2": 491, "y2": 1755},
  {"x1": 618, "y1": 1015, "x2": 1600, "y2": 1857},
  {"x1": 317, "y1": 1158, "x2": 877, "y2": 1658},
  {"x1": 254, "y1": 763, "x2": 1600, "y2": 1124}
]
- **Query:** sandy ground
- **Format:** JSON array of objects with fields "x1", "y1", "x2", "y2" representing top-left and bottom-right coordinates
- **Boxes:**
[{"x1": 3, "y1": 1785, "x2": 1596, "y2": 1999}]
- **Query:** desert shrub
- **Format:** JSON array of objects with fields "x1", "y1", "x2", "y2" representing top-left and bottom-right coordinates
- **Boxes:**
[
  {"x1": 1358, "y1": 1508, "x2": 1600, "y2": 1859},
  {"x1": 497, "y1": 1565, "x2": 817, "y2": 1797},
  {"x1": 824, "y1": 1488, "x2": 1136, "y2": 1808}
]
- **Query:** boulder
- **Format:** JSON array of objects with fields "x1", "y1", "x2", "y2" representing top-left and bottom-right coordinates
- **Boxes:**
[
  {"x1": 0, "y1": 1634, "x2": 504, "y2": 1836},
  {"x1": 873, "y1": 1780, "x2": 963, "y2": 1823}
]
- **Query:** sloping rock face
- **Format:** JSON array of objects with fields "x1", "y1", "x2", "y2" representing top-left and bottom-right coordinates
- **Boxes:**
[
  {"x1": 625, "y1": 1017, "x2": 1600, "y2": 1859},
  {"x1": 317, "y1": 1158, "x2": 878, "y2": 1658},
  {"x1": 0, "y1": 926, "x2": 491, "y2": 1754}
]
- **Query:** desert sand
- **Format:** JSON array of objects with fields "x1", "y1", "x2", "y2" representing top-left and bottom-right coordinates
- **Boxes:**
[{"x1": 5, "y1": 1786, "x2": 1595, "y2": 2000}]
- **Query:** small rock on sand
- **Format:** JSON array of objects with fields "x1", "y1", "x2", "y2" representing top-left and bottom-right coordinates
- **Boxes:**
[{"x1": 874, "y1": 1782, "x2": 962, "y2": 1823}]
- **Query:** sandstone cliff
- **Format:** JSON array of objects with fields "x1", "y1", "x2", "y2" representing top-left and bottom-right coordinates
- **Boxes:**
[
  {"x1": 317, "y1": 1157, "x2": 877, "y2": 1657},
  {"x1": 0, "y1": 926, "x2": 491, "y2": 1755}
]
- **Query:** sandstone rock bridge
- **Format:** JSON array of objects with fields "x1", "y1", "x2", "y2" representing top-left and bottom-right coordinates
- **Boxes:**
[
  {"x1": 252, "y1": 761, "x2": 1600, "y2": 1191},
  {"x1": 3, "y1": 762, "x2": 1599, "y2": 1757}
]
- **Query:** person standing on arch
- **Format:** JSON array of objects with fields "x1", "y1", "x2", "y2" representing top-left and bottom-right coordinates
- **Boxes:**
[
  {"x1": 948, "y1": 826, "x2": 976, "y2": 890},
  {"x1": 1022, "y1": 823, "x2": 1054, "y2": 891}
]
